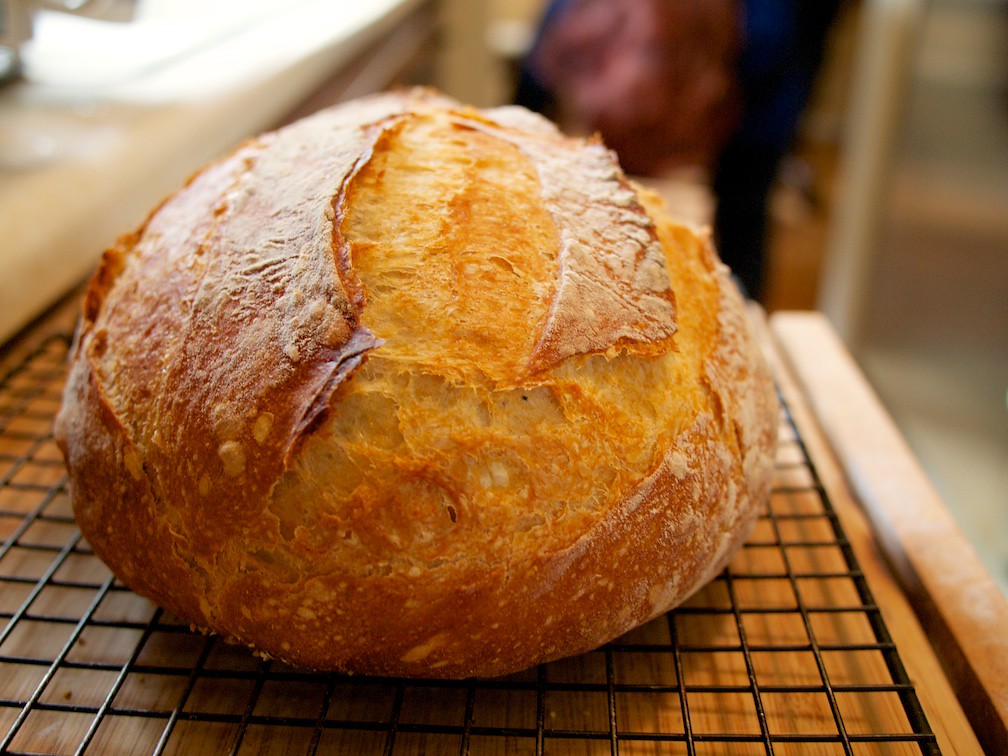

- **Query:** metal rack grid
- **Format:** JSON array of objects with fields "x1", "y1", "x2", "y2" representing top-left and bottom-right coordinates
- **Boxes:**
[{"x1": 0, "y1": 334, "x2": 939, "y2": 755}]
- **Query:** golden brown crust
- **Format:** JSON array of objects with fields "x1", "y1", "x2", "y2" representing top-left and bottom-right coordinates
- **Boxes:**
[
  {"x1": 452, "y1": 115, "x2": 677, "y2": 375},
  {"x1": 56, "y1": 89, "x2": 777, "y2": 678}
]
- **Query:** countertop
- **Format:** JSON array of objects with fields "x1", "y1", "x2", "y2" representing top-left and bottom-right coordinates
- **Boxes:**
[{"x1": 0, "y1": 0, "x2": 433, "y2": 345}]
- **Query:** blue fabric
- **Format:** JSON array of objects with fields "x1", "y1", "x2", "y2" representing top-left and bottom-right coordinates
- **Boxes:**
[
  {"x1": 739, "y1": 0, "x2": 797, "y2": 81},
  {"x1": 735, "y1": 0, "x2": 817, "y2": 151}
]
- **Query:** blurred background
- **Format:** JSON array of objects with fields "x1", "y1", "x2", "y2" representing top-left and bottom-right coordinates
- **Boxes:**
[{"x1": 1, "y1": 0, "x2": 1006, "y2": 591}]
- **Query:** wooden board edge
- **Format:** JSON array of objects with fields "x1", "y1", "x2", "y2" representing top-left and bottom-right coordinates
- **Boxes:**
[
  {"x1": 747, "y1": 306, "x2": 981, "y2": 753},
  {"x1": 767, "y1": 310, "x2": 1007, "y2": 753},
  {"x1": 0, "y1": 285, "x2": 83, "y2": 381}
]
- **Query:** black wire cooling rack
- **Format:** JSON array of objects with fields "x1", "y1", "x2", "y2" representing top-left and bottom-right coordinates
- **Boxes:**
[{"x1": 0, "y1": 334, "x2": 940, "y2": 755}]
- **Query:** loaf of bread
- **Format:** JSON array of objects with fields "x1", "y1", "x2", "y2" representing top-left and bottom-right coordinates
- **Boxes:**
[{"x1": 56, "y1": 89, "x2": 777, "y2": 678}]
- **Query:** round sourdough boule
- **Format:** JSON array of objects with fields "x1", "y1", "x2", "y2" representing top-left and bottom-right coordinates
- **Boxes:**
[{"x1": 55, "y1": 89, "x2": 778, "y2": 678}]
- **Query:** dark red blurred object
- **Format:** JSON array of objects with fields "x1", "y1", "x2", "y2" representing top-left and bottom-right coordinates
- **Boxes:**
[{"x1": 528, "y1": 0, "x2": 742, "y2": 175}]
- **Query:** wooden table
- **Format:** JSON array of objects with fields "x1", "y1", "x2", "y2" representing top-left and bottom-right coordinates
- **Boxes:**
[{"x1": 1, "y1": 293, "x2": 1004, "y2": 753}]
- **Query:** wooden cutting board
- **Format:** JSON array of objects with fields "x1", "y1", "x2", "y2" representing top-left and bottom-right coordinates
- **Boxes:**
[{"x1": 0, "y1": 301, "x2": 990, "y2": 754}]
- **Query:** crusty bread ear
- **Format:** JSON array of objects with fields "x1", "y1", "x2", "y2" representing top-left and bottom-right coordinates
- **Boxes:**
[{"x1": 56, "y1": 89, "x2": 777, "y2": 678}]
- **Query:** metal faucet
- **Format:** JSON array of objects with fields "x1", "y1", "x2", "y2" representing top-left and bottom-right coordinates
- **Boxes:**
[
  {"x1": 0, "y1": 0, "x2": 31, "y2": 80},
  {"x1": 1, "y1": 0, "x2": 126, "y2": 83}
]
